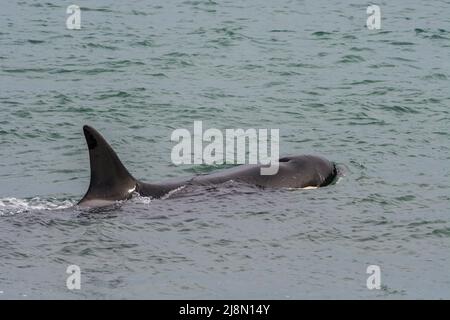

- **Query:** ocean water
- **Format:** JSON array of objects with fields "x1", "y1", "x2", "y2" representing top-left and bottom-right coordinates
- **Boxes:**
[{"x1": 0, "y1": 0, "x2": 449, "y2": 299}]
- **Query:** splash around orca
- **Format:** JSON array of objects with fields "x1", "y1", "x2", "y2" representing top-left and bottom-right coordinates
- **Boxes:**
[{"x1": 78, "y1": 125, "x2": 338, "y2": 208}]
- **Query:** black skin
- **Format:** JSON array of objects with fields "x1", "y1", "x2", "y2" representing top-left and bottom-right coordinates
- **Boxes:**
[{"x1": 78, "y1": 125, "x2": 337, "y2": 208}]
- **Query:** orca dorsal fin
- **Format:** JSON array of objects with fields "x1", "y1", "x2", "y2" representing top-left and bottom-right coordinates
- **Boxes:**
[{"x1": 78, "y1": 125, "x2": 137, "y2": 207}]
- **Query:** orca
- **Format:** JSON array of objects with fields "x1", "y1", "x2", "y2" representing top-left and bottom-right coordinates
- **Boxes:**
[{"x1": 78, "y1": 125, "x2": 337, "y2": 207}]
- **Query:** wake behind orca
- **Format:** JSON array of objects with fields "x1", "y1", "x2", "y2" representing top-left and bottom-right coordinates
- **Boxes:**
[{"x1": 78, "y1": 125, "x2": 337, "y2": 207}]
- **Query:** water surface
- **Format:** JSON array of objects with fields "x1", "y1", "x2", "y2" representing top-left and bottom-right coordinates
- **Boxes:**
[{"x1": 0, "y1": 0, "x2": 449, "y2": 299}]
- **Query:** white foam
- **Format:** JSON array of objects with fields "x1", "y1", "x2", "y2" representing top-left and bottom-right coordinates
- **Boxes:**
[
  {"x1": 161, "y1": 185, "x2": 186, "y2": 200},
  {"x1": 335, "y1": 176, "x2": 344, "y2": 184},
  {"x1": 0, "y1": 197, "x2": 75, "y2": 215},
  {"x1": 130, "y1": 192, "x2": 153, "y2": 205},
  {"x1": 286, "y1": 186, "x2": 318, "y2": 191}
]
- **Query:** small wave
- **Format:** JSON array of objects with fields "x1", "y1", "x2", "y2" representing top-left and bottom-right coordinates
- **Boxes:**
[
  {"x1": 380, "y1": 105, "x2": 420, "y2": 114},
  {"x1": 432, "y1": 228, "x2": 450, "y2": 238},
  {"x1": 0, "y1": 197, "x2": 75, "y2": 216},
  {"x1": 422, "y1": 73, "x2": 448, "y2": 81},
  {"x1": 103, "y1": 60, "x2": 145, "y2": 68},
  {"x1": 97, "y1": 91, "x2": 132, "y2": 100},
  {"x1": 134, "y1": 39, "x2": 154, "y2": 47},
  {"x1": 270, "y1": 29, "x2": 295, "y2": 33},
  {"x1": 83, "y1": 43, "x2": 117, "y2": 50},
  {"x1": 415, "y1": 28, "x2": 450, "y2": 40},
  {"x1": 311, "y1": 31, "x2": 332, "y2": 37},
  {"x1": 389, "y1": 41, "x2": 414, "y2": 46},
  {"x1": 82, "y1": 7, "x2": 114, "y2": 13},
  {"x1": 337, "y1": 55, "x2": 365, "y2": 63},
  {"x1": 27, "y1": 39, "x2": 45, "y2": 44}
]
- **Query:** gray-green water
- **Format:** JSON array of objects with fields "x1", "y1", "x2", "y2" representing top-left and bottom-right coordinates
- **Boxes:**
[{"x1": 1, "y1": 0, "x2": 449, "y2": 299}]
